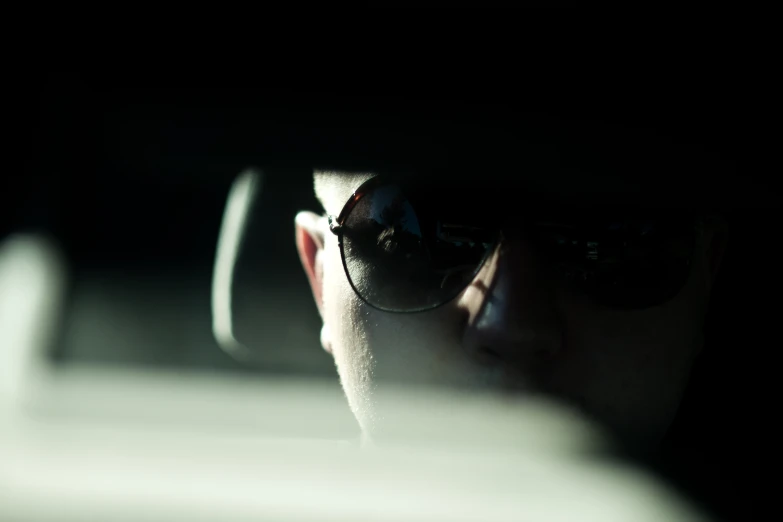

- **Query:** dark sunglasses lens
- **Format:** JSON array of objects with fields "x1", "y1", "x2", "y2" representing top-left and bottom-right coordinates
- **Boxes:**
[
  {"x1": 533, "y1": 218, "x2": 696, "y2": 309},
  {"x1": 341, "y1": 184, "x2": 496, "y2": 311}
]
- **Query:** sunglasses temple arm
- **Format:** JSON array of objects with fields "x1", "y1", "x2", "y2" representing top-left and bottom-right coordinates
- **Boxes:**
[{"x1": 327, "y1": 215, "x2": 343, "y2": 235}]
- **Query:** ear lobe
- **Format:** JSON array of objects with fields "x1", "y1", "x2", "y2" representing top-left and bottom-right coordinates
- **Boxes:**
[{"x1": 295, "y1": 211, "x2": 326, "y2": 317}]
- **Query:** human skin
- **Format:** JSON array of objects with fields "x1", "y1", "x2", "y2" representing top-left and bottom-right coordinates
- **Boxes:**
[{"x1": 295, "y1": 170, "x2": 727, "y2": 452}]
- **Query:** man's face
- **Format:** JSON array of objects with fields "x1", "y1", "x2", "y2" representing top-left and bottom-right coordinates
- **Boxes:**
[{"x1": 296, "y1": 171, "x2": 725, "y2": 451}]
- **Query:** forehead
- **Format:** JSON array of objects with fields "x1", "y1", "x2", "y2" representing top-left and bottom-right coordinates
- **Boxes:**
[
  {"x1": 314, "y1": 171, "x2": 377, "y2": 215},
  {"x1": 310, "y1": 118, "x2": 744, "y2": 214},
  {"x1": 314, "y1": 168, "x2": 684, "y2": 217}
]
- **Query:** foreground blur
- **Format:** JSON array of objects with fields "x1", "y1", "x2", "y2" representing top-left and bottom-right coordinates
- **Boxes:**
[{"x1": 0, "y1": 234, "x2": 711, "y2": 522}]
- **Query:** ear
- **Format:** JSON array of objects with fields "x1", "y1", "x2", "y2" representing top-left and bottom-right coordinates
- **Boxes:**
[{"x1": 295, "y1": 210, "x2": 327, "y2": 317}]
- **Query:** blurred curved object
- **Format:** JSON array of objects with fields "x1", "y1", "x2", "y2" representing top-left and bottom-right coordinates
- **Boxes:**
[
  {"x1": 211, "y1": 168, "x2": 263, "y2": 363},
  {"x1": 0, "y1": 232, "x2": 712, "y2": 521},
  {"x1": 0, "y1": 234, "x2": 65, "y2": 408}
]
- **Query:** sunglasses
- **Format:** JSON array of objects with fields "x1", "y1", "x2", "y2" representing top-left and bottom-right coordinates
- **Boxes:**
[{"x1": 327, "y1": 176, "x2": 700, "y2": 313}]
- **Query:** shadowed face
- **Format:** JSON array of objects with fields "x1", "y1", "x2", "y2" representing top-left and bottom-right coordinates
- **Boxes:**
[{"x1": 296, "y1": 169, "x2": 726, "y2": 451}]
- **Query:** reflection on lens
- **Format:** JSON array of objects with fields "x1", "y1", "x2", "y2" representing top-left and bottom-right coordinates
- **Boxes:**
[
  {"x1": 341, "y1": 183, "x2": 495, "y2": 312},
  {"x1": 534, "y1": 217, "x2": 696, "y2": 310}
]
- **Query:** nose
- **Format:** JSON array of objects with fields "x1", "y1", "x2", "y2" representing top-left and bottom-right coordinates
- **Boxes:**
[{"x1": 457, "y1": 237, "x2": 564, "y2": 367}]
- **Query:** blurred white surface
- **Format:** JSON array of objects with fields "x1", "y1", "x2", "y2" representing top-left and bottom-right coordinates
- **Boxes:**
[
  {"x1": 0, "y1": 234, "x2": 710, "y2": 521},
  {"x1": 0, "y1": 234, "x2": 64, "y2": 406},
  {"x1": 0, "y1": 369, "x2": 711, "y2": 522}
]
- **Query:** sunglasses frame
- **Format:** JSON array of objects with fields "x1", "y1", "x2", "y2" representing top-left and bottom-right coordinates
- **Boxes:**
[
  {"x1": 327, "y1": 176, "x2": 500, "y2": 313},
  {"x1": 327, "y1": 176, "x2": 707, "y2": 314}
]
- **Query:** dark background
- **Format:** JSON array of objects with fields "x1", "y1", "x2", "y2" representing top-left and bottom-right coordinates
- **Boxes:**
[
  {"x1": 9, "y1": 67, "x2": 780, "y2": 520},
  {"x1": 12, "y1": 73, "x2": 776, "y2": 364}
]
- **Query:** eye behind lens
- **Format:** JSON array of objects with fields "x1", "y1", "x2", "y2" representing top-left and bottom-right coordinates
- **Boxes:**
[
  {"x1": 340, "y1": 182, "x2": 496, "y2": 312},
  {"x1": 340, "y1": 181, "x2": 696, "y2": 311},
  {"x1": 538, "y1": 217, "x2": 697, "y2": 310}
]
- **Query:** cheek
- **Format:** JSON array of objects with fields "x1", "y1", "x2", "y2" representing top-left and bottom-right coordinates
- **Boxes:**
[
  {"x1": 321, "y1": 242, "x2": 376, "y2": 427},
  {"x1": 559, "y1": 257, "x2": 708, "y2": 380},
  {"x1": 321, "y1": 244, "x2": 366, "y2": 371},
  {"x1": 564, "y1": 289, "x2": 702, "y2": 388},
  {"x1": 554, "y1": 279, "x2": 706, "y2": 444},
  {"x1": 563, "y1": 305, "x2": 697, "y2": 388},
  {"x1": 321, "y1": 241, "x2": 446, "y2": 427},
  {"x1": 321, "y1": 241, "x2": 474, "y2": 390}
]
